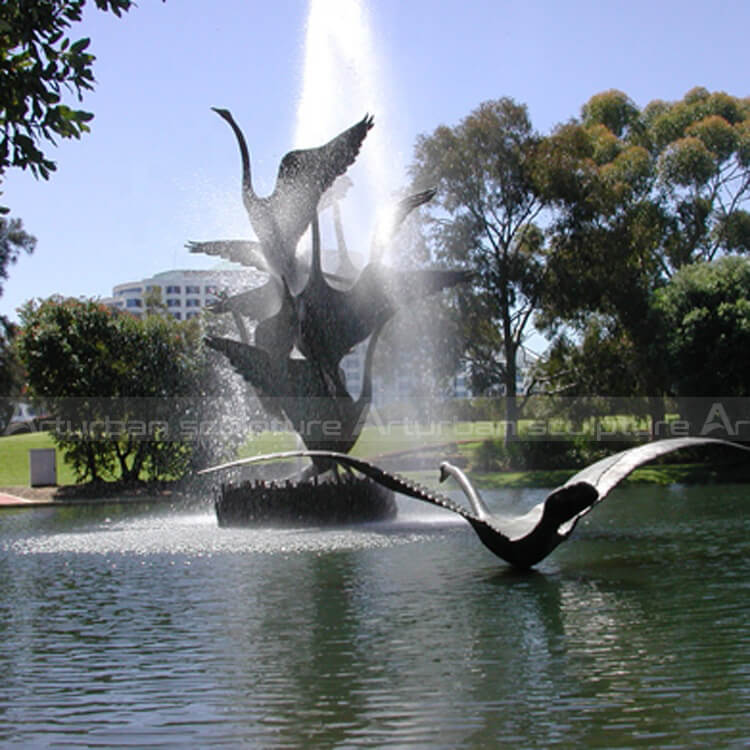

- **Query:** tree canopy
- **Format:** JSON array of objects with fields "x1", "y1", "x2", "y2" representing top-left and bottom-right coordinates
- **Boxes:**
[
  {"x1": 534, "y1": 87, "x2": 750, "y2": 400},
  {"x1": 410, "y1": 98, "x2": 546, "y2": 427},
  {"x1": 653, "y1": 255, "x2": 750, "y2": 398},
  {"x1": 16, "y1": 297, "x2": 209, "y2": 483},
  {"x1": 0, "y1": 0, "x2": 134, "y2": 194}
]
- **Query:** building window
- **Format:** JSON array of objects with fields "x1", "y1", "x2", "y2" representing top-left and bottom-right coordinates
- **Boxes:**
[
  {"x1": 117, "y1": 286, "x2": 142, "y2": 296},
  {"x1": 166, "y1": 285, "x2": 181, "y2": 294},
  {"x1": 186, "y1": 312, "x2": 198, "y2": 319},
  {"x1": 167, "y1": 298, "x2": 181, "y2": 308},
  {"x1": 185, "y1": 285, "x2": 200, "y2": 295},
  {"x1": 172, "y1": 312, "x2": 181, "y2": 320},
  {"x1": 204, "y1": 285, "x2": 217, "y2": 295},
  {"x1": 126, "y1": 298, "x2": 142, "y2": 308},
  {"x1": 185, "y1": 299, "x2": 201, "y2": 308}
]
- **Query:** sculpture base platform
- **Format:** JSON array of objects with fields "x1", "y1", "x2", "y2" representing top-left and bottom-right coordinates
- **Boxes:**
[{"x1": 215, "y1": 474, "x2": 397, "y2": 527}]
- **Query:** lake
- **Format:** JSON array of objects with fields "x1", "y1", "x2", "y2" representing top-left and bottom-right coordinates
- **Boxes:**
[{"x1": 1, "y1": 482, "x2": 748, "y2": 748}]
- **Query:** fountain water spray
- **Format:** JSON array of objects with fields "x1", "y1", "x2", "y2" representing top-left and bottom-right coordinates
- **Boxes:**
[
  {"x1": 194, "y1": 0, "x2": 471, "y2": 525},
  {"x1": 295, "y1": 0, "x2": 393, "y2": 265}
]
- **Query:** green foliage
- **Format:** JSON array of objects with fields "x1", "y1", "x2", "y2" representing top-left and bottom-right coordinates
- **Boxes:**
[
  {"x1": 16, "y1": 296, "x2": 208, "y2": 483},
  {"x1": 410, "y1": 98, "x2": 545, "y2": 418},
  {"x1": 0, "y1": 215, "x2": 36, "y2": 296},
  {"x1": 471, "y1": 436, "x2": 611, "y2": 472},
  {"x1": 536, "y1": 87, "x2": 750, "y2": 401},
  {"x1": 581, "y1": 89, "x2": 640, "y2": 138},
  {"x1": 653, "y1": 255, "x2": 750, "y2": 397},
  {"x1": 658, "y1": 136, "x2": 717, "y2": 187},
  {"x1": 0, "y1": 0, "x2": 136, "y2": 211},
  {"x1": 0, "y1": 216, "x2": 34, "y2": 418},
  {"x1": 0, "y1": 315, "x2": 22, "y2": 428},
  {"x1": 537, "y1": 318, "x2": 646, "y2": 397}
]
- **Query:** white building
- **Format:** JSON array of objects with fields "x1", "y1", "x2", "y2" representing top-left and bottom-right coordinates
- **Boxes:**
[
  {"x1": 104, "y1": 267, "x2": 544, "y2": 405},
  {"x1": 104, "y1": 268, "x2": 258, "y2": 320}
]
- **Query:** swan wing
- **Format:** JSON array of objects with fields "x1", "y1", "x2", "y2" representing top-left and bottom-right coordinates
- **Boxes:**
[
  {"x1": 186, "y1": 240, "x2": 268, "y2": 271},
  {"x1": 208, "y1": 279, "x2": 282, "y2": 320},
  {"x1": 198, "y1": 449, "x2": 475, "y2": 517},
  {"x1": 204, "y1": 336, "x2": 273, "y2": 392},
  {"x1": 273, "y1": 114, "x2": 374, "y2": 241},
  {"x1": 556, "y1": 437, "x2": 750, "y2": 535},
  {"x1": 277, "y1": 114, "x2": 374, "y2": 195},
  {"x1": 370, "y1": 187, "x2": 437, "y2": 261}
]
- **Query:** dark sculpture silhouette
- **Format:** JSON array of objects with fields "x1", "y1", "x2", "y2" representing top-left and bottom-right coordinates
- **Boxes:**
[
  {"x1": 206, "y1": 317, "x2": 386, "y2": 465},
  {"x1": 197, "y1": 109, "x2": 469, "y2": 523},
  {"x1": 199, "y1": 437, "x2": 750, "y2": 567},
  {"x1": 186, "y1": 238, "x2": 269, "y2": 272},
  {"x1": 212, "y1": 107, "x2": 374, "y2": 291}
]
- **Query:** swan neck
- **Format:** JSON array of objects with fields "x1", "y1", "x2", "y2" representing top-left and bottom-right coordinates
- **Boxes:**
[
  {"x1": 311, "y1": 213, "x2": 322, "y2": 278},
  {"x1": 333, "y1": 201, "x2": 349, "y2": 259},
  {"x1": 231, "y1": 310, "x2": 249, "y2": 345},
  {"x1": 445, "y1": 464, "x2": 490, "y2": 519},
  {"x1": 223, "y1": 113, "x2": 253, "y2": 197},
  {"x1": 356, "y1": 322, "x2": 384, "y2": 409}
]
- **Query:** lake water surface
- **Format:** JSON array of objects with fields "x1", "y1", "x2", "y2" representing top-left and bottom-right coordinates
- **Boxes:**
[{"x1": 1, "y1": 483, "x2": 748, "y2": 748}]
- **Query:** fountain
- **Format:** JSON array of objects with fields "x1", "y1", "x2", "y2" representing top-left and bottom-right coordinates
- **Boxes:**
[
  {"x1": 192, "y1": 1, "x2": 750, "y2": 557},
  {"x1": 192, "y1": 107, "x2": 469, "y2": 525},
  {"x1": 182, "y1": 0, "x2": 475, "y2": 526}
]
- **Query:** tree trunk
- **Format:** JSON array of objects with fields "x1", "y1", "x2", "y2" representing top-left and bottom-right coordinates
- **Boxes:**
[
  {"x1": 649, "y1": 395, "x2": 666, "y2": 439},
  {"x1": 504, "y1": 338, "x2": 519, "y2": 445}
]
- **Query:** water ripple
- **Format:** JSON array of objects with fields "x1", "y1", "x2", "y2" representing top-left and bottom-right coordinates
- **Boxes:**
[{"x1": 0, "y1": 484, "x2": 748, "y2": 747}]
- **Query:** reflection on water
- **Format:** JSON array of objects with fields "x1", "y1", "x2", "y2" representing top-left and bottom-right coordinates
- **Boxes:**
[{"x1": 0, "y1": 484, "x2": 748, "y2": 748}]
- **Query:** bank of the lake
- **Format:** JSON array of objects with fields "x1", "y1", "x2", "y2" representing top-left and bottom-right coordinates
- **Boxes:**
[{"x1": 2, "y1": 429, "x2": 749, "y2": 506}]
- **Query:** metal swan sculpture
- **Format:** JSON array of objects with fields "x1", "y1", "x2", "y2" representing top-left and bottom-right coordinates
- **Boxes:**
[
  {"x1": 192, "y1": 185, "x2": 456, "y2": 368},
  {"x1": 199, "y1": 437, "x2": 750, "y2": 568},
  {"x1": 186, "y1": 177, "x2": 355, "y2": 279},
  {"x1": 205, "y1": 320, "x2": 387, "y2": 474},
  {"x1": 369, "y1": 187, "x2": 437, "y2": 263},
  {"x1": 212, "y1": 107, "x2": 374, "y2": 291}
]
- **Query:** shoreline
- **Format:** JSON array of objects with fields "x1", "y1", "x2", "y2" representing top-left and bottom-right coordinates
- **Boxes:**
[
  {"x1": 2, "y1": 459, "x2": 749, "y2": 508},
  {"x1": 0, "y1": 481, "x2": 195, "y2": 508}
]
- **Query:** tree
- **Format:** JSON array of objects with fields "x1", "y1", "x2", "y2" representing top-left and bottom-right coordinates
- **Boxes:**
[
  {"x1": 0, "y1": 0, "x2": 134, "y2": 203},
  {"x1": 0, "y1": 215, "x2": 35, "y2": 413},
  {"x1": 0, "y1": 315, "x2": 23, "y2": 429},
  {"x1": 535, "y1": 88, "x2": 750, "y2": 405},
  {"x1": 0, "y1": 215, "x2": 36, "y2": 296},
  {"x1": 653, "y1": 255, "x2": 750, "y2": 398},
  {"x1": 16, "y1": 297, "x2": 208, "y2": 483},
  {"x1": 409, "y1": 98, "x2": 547, "y2": 435}
]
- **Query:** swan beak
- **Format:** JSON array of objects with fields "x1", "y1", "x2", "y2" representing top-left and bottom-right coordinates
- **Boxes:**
[
  {"x1": 211, "y1": 106, "x2": 232, "y2": 121},
  {"x1": 438, "y1": 462, "x2": 450, "y2": 483}
]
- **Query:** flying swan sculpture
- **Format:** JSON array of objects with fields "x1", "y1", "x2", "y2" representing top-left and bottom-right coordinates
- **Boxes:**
[{"x1": 199, "y1": 437, "x2": 750, "y2": 568}]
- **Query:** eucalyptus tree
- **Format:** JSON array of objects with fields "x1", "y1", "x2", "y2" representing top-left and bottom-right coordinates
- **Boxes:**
[
  {"x1": 410, "y1": 98, "x2": 547, "y2": 433},
  {"x1": 534, "y1": 88, "x2": 750, "y2": 406}
]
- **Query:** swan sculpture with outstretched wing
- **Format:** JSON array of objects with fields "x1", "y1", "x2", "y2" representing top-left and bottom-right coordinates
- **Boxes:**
[
  {"x1": 199, "y1": 437, "x2": 750, "y2": 568},
  {"x1": 212, "y1": 107, "x2": 374, "y2": 290}
]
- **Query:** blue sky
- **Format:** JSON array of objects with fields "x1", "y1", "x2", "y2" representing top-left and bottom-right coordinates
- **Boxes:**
[{"x1": 2, "y1": 0, "x2": 749, "y2": 322}]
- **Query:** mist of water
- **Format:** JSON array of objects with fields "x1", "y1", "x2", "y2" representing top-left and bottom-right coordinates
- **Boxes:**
[
  {"x1": 294, "y1": 0, "x2": 394, "y2": 267},
  {"x1": 292, "y1": 0, "x2": 452, "y2": 412}
]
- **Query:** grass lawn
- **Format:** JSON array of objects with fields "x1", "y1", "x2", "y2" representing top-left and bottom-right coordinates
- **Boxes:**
[
  {"x1": 0, "y1": 432, "x2": 78, "y2": 486},
  {"x1": 2, "y1": 425, "x2": 747, "y2": 490}
]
